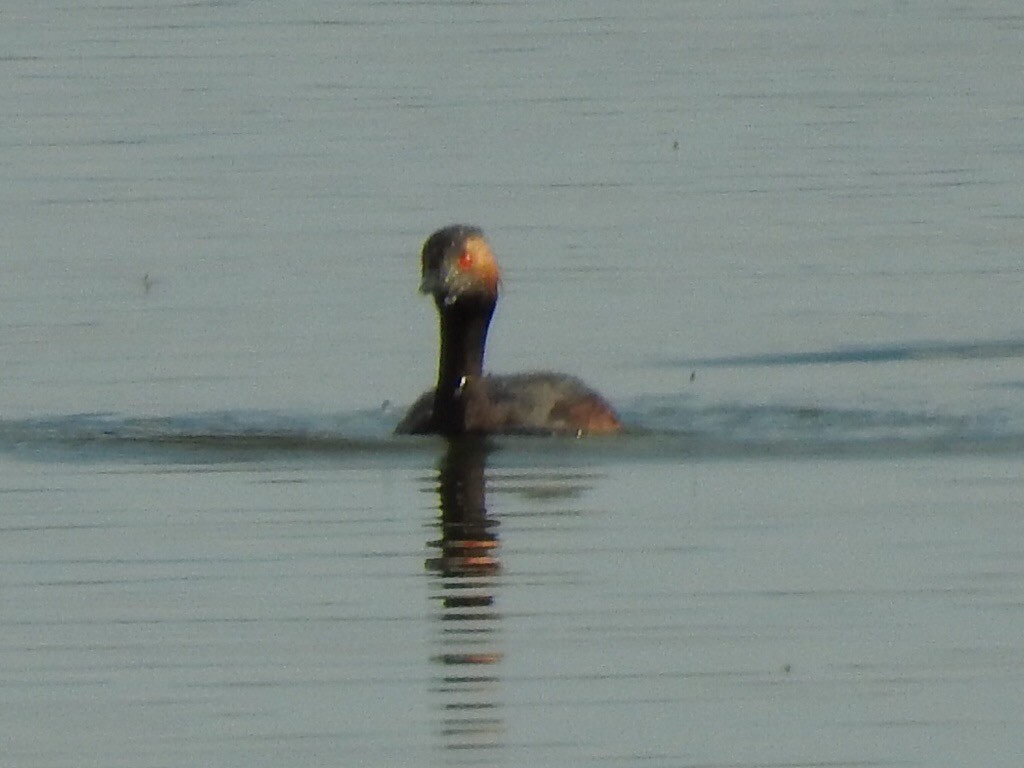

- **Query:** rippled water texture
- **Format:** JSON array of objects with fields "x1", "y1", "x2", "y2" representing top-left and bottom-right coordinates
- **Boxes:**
[{"x1": 3, "y1": 1, "x2": 1024, "y2": 766}]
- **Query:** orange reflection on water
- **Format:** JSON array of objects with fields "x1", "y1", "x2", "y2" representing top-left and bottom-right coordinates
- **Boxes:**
[{"x1": 426, "y1": 437, "x2": 505, "y2": 752}]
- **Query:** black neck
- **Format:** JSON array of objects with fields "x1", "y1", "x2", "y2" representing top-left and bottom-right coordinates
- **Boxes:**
[{"x1": 431, "y1": 295, "x2": 495, "y2": 433}]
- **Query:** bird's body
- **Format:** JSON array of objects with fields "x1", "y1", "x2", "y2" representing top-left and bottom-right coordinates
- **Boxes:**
[{"x1": 396, "y1": 372, "x2": 622, "y2": 436}]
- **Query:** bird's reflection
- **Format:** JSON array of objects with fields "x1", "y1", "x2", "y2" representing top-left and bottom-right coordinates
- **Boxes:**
[{"x1": 425, "y1": 436, "x2": 504, "y2": 752}]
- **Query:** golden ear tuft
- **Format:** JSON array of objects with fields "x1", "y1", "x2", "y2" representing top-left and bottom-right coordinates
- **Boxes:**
[{"x1": 462, "y1": 236, "x2": 501, "y2": 293}]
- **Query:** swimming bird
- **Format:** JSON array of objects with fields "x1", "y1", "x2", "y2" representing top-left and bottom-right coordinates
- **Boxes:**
[{"x1": 395, "y1": 225, "x2": 622, "y2": 436}]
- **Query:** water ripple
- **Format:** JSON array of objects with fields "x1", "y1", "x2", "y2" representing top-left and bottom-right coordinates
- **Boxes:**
[
  {"x1": 675, "y1": 338, "x2": 1024, "y2": 368},
  {"x1": 2, "y1": 397, "x2": 1023, "y2": 465}
]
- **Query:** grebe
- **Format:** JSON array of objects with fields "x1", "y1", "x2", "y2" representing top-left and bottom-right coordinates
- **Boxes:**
[{"x1": 395, "y1": 225, "x2": 622, "y2": 436}]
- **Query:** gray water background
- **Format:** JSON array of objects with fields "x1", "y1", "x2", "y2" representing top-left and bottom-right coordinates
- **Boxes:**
[{"x1": 3, "y1": 1, "x2": 1024, "y2": 766}]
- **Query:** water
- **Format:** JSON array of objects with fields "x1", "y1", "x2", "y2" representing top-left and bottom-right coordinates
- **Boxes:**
[{"x1": 3, "y1": 0, "x2": 1024, "y2": 765}]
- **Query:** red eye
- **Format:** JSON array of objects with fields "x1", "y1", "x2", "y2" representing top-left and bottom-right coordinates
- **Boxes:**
[{"x1": 457, "y1": 250, "x2": 473, "y2": 272}]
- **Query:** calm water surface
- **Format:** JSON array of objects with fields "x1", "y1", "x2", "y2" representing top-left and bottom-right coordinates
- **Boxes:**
[
  {"x1": 3, "y1": 0, "x2": 1024, "y2": 766},
  {"x1": 5, "y1": 448, "x2": 1024, "y2": 766}
]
